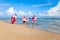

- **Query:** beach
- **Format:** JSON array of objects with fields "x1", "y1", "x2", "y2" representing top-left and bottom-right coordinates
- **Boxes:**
[{"x1": 0, "y1": 20, "x2": 60, "y2": 40}]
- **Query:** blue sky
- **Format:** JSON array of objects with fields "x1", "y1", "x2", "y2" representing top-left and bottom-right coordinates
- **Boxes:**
[{"x1": 0, "y1": 0, "x2": 60, "y2": 18}]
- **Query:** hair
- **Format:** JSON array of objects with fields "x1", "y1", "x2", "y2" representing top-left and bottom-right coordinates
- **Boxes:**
[{"x1": 15, "y1": 14, "x2": 17, "y2": 16}]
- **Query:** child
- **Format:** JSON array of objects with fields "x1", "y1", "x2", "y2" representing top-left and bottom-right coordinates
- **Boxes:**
[
  {"x1": 11, "y1": 14, "x2": 17, "y2": 24},
  {"x1": 22, "y1": 16, "x2": 26, "y2": 23},
  {"x1": 32, "y1": 15, "x2": 37, "y2": 24},
  {"x1": 25, "y1": 17, "x2": 29, "y2": 24},
  {"x1": 22, "y1": 16, "x2": 28, "y2": 24}
]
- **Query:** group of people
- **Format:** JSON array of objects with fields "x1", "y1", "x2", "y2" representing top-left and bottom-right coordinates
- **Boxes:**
[{"x1": 11, "y1": 14, "x2": 37, "y2": 24}]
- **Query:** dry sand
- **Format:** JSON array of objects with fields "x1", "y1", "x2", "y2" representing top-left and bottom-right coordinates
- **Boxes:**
[{"x1": 0, "y1": 20, "x2": 60, "y2": 40}]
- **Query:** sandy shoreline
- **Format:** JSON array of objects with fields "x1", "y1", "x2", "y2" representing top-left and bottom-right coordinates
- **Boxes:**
[{"x1": 0, "y1": 20, "x2": 60, "y2": 40}]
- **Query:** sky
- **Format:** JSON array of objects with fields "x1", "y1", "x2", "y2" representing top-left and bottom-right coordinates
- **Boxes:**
[{"x1": 0, "y1": 0, "x2": 60, "y2": 18}]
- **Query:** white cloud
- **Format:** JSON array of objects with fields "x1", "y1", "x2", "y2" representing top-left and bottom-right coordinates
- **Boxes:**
[
  {"x1": 0, "y1": 12, "x2": 3, "y2": 16},
  {"x1": 7, "y1": 7, "x2": 15, "y2": 15},
  {"x1": 0, "y1": 3, "x2": 11, "y2": 11},
  {"x1": 18, "y1": 11, "x2": 34, "y2": 16},
  {"x1": 27, "y1": 11, "x2": 33, "y2": 16},
  {"x1": 0, "y1": 3, "x2": 11, "y2": 6},
  {"x1": 47, "y1": 1, "x2": 60, "y2": 16},
  {"x1": 32, "y1": 3, "x2": 53, "y2": 7},
  {"x1": 39, "y1": 13, "x2": 47, "y2": 16},
  {"x1": 19, "y1": 11, "x2": 25, "y2": 16}
]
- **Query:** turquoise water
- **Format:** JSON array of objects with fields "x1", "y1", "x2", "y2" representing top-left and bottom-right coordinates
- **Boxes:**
[{"x1": 0, "y1": 18, "x2": 60, "y2": 33}]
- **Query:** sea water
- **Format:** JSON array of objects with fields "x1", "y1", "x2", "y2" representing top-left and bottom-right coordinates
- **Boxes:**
[{"x1": 0, "y1": 18, "x2": 60, "y2": 33}]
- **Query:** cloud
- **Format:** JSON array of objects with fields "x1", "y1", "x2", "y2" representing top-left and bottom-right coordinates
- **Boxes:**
[
  {"x1": 0, "y1": 3, "x2": 11, "y2": 10},
  {"x1": 32, "y1": 3, "x2": 53, "y2": 7},
  {"x1": 7, "y1": 7, "x2": 15, "y2": 15},
  {"x1": 0, "y1": 12, "x2": 3, "y2": 16},
  {"x1": 0, "y1": 3, "x2": 11, "y2": 6},
  {"x1": 38, "y1": 13, "x2": 47, "y2": 16},
  {"x1": 47, "y1": 1, "x2": 60, "y2": 16},
  {"x1": 18, "y1": 11, "x2": 25, "y2": 16},
  {"x1": 18, "y1": 11, "x2": 34, "y2": 16},
  {"x1": 27, "y1": 11, "x2": 33, "y2": 16}
]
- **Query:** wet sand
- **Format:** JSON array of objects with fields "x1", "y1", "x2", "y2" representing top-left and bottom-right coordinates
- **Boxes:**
[{"x1": 0, "y1": 20, "x2": 60, "y2": 40}]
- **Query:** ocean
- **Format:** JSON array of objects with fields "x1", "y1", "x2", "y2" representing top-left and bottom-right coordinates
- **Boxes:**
[{"x1": 0, "y1": 18, "x2": 60, "y2": 33}]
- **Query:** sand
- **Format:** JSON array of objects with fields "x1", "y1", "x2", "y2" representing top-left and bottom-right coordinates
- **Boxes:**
[{"x1": 0, "y1": 20, "x2": 60, "y2": 40}]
